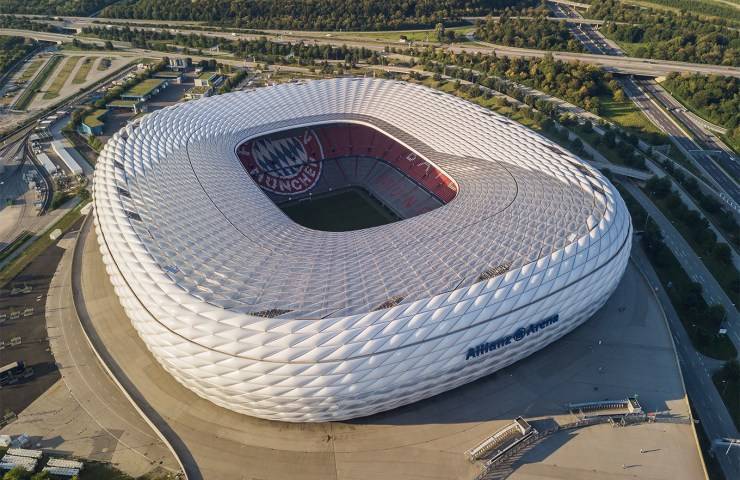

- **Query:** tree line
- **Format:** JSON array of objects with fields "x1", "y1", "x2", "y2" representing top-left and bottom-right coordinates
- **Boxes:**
[
  {"x1": 615, "y1": 0, "x2": 740, "y2": 24},
  {"x1": 0, "y1": 0, "x2": 116, "y2": 16},
  {"x1": 0, "y1": 35, "x2": 34, "y2": 76},
  {"x1": 99, "y1": 0, "x2": 534, "y2": 31},
  {"x1": 475, "y1": 13, "x2": 584, "y2": 52},
  {"x1": 419, "y1": 50, "x2": 613, "y2": 114},
  {"x1": 638, "y1": 201, "x2": 733, "y2": 358},
  {"x1": 662, "y1": 72, "x2": 739, "y2": 150},
  {"x1": 82, "y1": 26, "x2": 383, "y2": 65},
  {"x1": 588, "y1": 0, "x2": 738, "y2": 66},
  {"x1": 0, "y1": 15, "x2": 73, "y2": 33}
]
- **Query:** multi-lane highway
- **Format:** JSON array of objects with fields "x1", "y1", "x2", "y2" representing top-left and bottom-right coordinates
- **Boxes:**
[
  {"x1": 548, "y1": 1, "x2": 739, "y2": 207},
  {"x1": 623, "y1": 79, "x2": 740, "y2": 204},
  {"x1": 639, "y1": 79, "x2": 740, "y2": 183},
  {"x1": 2, "y1": 20, "x2": 740, "y2": 79}
]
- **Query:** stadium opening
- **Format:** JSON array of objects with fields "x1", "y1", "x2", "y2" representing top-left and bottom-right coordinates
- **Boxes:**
[
  {"x1": 237, "y1": 123, "x2": 457, "y2": 231},
  {"x1": 93, "y1": 78, "x2": 631, "y2": 422}
]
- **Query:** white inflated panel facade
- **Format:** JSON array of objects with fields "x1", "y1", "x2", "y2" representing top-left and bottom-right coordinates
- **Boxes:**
[{"x1": 93, "y1": 78, "x2": 631, "y2": 422}]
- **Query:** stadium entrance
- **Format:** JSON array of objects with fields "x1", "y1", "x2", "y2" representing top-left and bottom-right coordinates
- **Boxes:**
[{"x1": 236, "y1": 122, "x2": 458, "y2": 232}]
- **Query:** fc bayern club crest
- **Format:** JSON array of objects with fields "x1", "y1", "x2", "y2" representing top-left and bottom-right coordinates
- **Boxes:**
[{"x1": 238, "y1": 129, "x2": 323, "y2": 195}]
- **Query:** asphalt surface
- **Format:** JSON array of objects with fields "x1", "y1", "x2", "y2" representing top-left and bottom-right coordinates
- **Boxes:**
[
  {"x1": 1, "y1": 224, "x2": 179, "y2": 476},
  {"x1": 73, "y1": 212, "x2": 706, "y2": 480},
  {"x1": 550, "y1": 1, "x2": 740, "y2": 208},
  {"x1": 0, "y1": 221, "x2": 75, "y2": 415},
  {"x1": 628, "y1": 79, "x2": 739, "y2": 205},
  {"x1": 632, "y1": 244, "x2": 740, "y2": 478},
  {"x1": 2, "y1": 26, "x2": 740, "y2": 79},
  {"x1": 623, "y1": 182, "x2": 739, "y2": 338},
  {"x1": 637, "y1": 79, "x2": 739, "y2": 201}
]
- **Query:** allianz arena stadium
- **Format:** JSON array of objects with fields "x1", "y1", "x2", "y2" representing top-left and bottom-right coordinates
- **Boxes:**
[{"x1": 93, "y1": 78, "x2": 632, "y2": 422}]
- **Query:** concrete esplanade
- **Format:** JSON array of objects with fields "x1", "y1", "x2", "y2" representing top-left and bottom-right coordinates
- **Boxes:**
[{"x1": 92, "y1": 78, "x2": 632, "y2": 422}]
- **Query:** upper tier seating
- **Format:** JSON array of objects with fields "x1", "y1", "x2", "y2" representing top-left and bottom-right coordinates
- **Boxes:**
[{"x1": 237, "y1": 123, "x2": 458, "y2": 216}]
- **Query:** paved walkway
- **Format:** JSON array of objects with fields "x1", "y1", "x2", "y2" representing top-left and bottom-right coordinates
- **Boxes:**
[
  {"x1": 632, "y1": 244, "x2": 740, "y2": 478},
  {"x1": 74, "y1": 217, "x2": 704, "y2": 480},
  {"x1": 1, "y1": 226, "x2": 179, "y2": 477}
]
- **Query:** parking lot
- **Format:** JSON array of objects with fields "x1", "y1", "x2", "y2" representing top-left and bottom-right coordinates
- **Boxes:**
[{"x1": 0, "y1": 221, "x2": 83, "y2": 415}]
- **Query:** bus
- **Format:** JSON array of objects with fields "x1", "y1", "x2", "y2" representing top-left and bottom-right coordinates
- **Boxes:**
[{"x1": 0, "y1": 361, "x2": 25, "y2": 386}]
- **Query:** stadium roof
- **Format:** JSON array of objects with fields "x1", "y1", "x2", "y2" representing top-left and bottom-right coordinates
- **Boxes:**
[{"x1": 94, "y1": 78, "x2": 619, "y2": 321}]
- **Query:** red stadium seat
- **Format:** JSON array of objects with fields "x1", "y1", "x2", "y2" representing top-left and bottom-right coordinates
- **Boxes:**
[{"x1": 238, "y1": 123, "x2": 458, "y2": 216}]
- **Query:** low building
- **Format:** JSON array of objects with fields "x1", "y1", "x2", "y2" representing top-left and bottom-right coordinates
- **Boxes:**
[
  {"x1": 80, "y1": 109, "x2": 108, "y2": 136},
  {"x1": 184, "y1": 85, "x2": 213, "y2": 100},
  {"x1": 154, "y1": 71, "x2": 183, "y2": 84},
  {"x1": 36, "y1": 152, "x2": 58, "y2": 175},
  {"x1": 107, "y1": 99, "x2": 144, "y2": 113},
  {"x1": 120, "y1": 78, "x2": 168, "y2": 102},
  {"x1": 194, "y1": 72, "x2": 223, "y2": 88},
  {"x1": 168, "y1": 57, "x2": 191, "y2": 71},
  {"x1": 51, "y1": 140, "x2": 84, "y2": 175}
]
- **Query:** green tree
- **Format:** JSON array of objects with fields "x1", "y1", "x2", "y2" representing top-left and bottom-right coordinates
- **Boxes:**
[
  {"x1": 434, "y1": 23, "x2": 446, "y2": 42},
  {"x1": 3, "y1": 467, "x2": 30, "y2": 480},
  {"x1": 646, "y1": 176, "x2": 672, "y2": 198}
]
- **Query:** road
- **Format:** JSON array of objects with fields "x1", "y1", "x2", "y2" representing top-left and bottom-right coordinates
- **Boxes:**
[
  {"x1": 620, "y1": 79, "x2": 740, "y2": 204},
  {"x1": 48, "y1": 223, "x2": 180, "y2": 474},
  {"x1": 622, "y1": 181, "x2": 739, "y2": 342},
  {"x1": 1, "y1": 222, "x2": 180, "y2": 477},
  {"x1": 639, "y1": 79, "x2": 739, "y2": 188},
  {"x1": 1, "y1": 55, "x2": 139, "y2": 267},
  {"x1": 2, "y1": 24, "x2": 740, "y2": 79},
  {"x1": 632, "y1": 244, "x2": 740, "y2": 479},
  {"x1": 548, "y1": 1, "x2": 740, "y2": 207}
]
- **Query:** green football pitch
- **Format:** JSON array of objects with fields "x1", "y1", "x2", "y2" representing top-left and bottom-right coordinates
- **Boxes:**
[{"x1": 281, "y1": 188, "x2": 398, "y2": 232}]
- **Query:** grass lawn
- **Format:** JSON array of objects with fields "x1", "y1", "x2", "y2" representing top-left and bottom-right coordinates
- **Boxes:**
[
  {"x1": 601, "y1": 38, "x2": 645, "y2": 58},
  {"x1": 599, "y1": 94, "x2": 664, "y2": 137},
  {"x1": 83, "y1": 109, "x2": 107, "y2": 128},
  {"x1": 281, "y1": 187, "x2": 398, "y2": 231},
  {"x1": 108, "y1": 99, "x2": 138, "y2": 108},
  {"x1": 0, "y1": 231, "x2": 32, "y2": 263},
  {"x1": 17, "y1": 57, "x2": 44, "y2": 83},
  {"x1": 14, "y1": 54, "x2": 62, "y2": 110},
  {"x1": 0, "y1": 198, "x2": 87, "y2": 288},
  {"x1": 721, "y1": 133, "x2": 740, "y2": 156},
  {"x1": 622, "y1": 0, "x2": 739, "y2": 24},
  {"x1": 72, "y1": 57, "x2": 94, "y2": 84},
  {"x1": 43, "y1": 56, "x2": 82, "y2": 99}
]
